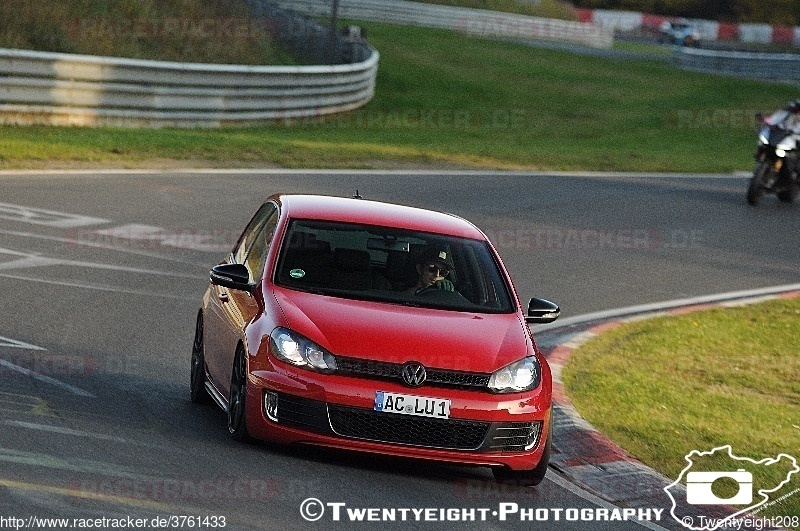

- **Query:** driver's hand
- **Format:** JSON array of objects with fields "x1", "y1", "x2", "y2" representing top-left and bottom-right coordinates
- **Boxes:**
[{"x1": 435, "y1": 279, "x2": 454, "y2": 292}]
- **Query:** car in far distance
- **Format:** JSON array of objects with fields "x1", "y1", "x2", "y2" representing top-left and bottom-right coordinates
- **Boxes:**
[
  {"x1": 191, "y1": 193, "x2": 560, "y2": 486},
  {"x1": 659, "y1": 20, "x2": 701, "y2": 47}
]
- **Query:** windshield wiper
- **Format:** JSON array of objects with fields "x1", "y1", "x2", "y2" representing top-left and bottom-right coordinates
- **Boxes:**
[{"x1": 397, "y1": 300, "x2": 425, "y2": 308}]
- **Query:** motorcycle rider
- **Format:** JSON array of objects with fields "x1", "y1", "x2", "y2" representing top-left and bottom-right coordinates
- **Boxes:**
[
  {"x1": 748, "y1": 99, "x2": 800, "y2": 205},
  {"x1": 764, "y1": 99, "x2": 800, "y2": 132}
]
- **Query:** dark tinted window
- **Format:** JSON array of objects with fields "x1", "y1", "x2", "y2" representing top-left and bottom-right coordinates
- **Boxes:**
[
  {"x1": 274, "y1": 220, "x2": 514, "y2": 313},
  {"x1": 233, "y1": 202, "x2": 278, "y2": 282}
]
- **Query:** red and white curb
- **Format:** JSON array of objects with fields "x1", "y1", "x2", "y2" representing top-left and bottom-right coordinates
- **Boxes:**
[
  {"x1": 576, "y1": 8, "x2": 800, "y2": 46},
  {"x1": 535, "y1": 285, "x2": 800, "y2": 531}
]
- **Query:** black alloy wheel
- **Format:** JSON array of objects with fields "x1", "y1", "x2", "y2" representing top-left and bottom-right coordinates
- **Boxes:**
[
  {"x1": 227, "y1": 345, "x2": 250, "y2": 441},
  {"x1": 190, "y1": 313, "x2": 210, "y2": 404}
]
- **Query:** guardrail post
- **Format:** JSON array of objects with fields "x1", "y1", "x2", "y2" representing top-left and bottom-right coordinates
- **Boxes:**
[{"x1": 328, "y1": 0, "x2": 340, "y2": 64}]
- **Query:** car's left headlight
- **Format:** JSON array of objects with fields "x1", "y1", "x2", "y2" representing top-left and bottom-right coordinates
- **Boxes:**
[
  {"x1": 488, "y1": 357, "x2": 541, "y2": 393},
  {"x1": 269, "y1": 327, "x2": 337, "y2": 372}
]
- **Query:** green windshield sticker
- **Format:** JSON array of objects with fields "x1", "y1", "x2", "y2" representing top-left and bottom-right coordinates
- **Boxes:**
[{"x1": 289, "y1": 269, "x2": 306, "y2": 279}]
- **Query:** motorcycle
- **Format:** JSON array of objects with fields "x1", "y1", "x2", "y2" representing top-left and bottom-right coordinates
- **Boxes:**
[{"x1": 747, "y1": 105, "x2": 800, "y2": 206}]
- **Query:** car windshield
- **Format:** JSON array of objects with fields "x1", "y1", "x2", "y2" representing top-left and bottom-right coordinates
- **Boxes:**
[{"x1": 274, "y1": 219, "x2": 515, "y2": 313}]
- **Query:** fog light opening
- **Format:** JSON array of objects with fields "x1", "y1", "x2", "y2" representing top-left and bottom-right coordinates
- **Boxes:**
[
  {"x1": 525, "y1": 422, "x2": 542, "y2": 451},
  {"x1": 264, "y1": 391, "x2": 279, "y2": 422}
]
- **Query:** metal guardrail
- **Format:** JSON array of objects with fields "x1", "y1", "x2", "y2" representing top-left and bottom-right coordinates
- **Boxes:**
[
  {"x1": 675, "y1": 47, "x2": 800, "y2": 80},
  {"x1": 0, "y1": 2, "x2": 378, "y2": 127},
  {"x1": 276, "y1": 0, "x2": 613, "y2": 49}
]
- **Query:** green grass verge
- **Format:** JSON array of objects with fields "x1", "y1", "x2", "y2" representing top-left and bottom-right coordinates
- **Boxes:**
[
  {"x1": 0, "y1": 22, "x2": 797, "y2": 170},
  {"x1": 562, "y1": 297, "x2": 800, "y2": 516},
  {"x1": 613, "y1": 40, "x2": 675, "y2": 56}
]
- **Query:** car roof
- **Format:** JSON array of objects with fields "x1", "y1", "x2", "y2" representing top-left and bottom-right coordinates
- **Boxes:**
[{"x1": 275, "y1": 194, "x2": 486, "y2": 240}]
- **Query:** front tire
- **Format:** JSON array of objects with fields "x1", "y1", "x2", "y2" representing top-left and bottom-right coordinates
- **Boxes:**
[
  {"x1": 492, "y1": 431, "x2": 551, "y2": 487},
  {"x1": 747, "y1": 163, "x2": 768, "y2": 206},
  {"x1": 227, "y1": 345, "x2": 251, "y2": 441},
  {"x1": 190, "y1": 312, "x2": 211, "y2": 404},
  {"x1": 778, "y1": 182, "x2": 800, "y2": 203}
]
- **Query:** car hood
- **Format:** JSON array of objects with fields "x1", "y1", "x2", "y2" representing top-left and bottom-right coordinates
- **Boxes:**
[{"x1": 271, "y1": 287, "x2": 531, "y2": 373}]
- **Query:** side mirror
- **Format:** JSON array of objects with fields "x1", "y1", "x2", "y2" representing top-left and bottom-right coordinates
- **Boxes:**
[
  {"x1": 210, "y1": 263, "x2": 254, "y2": 293},
  {"x1": 526, "y1": 298, "x2": 560, "y2": 324}
]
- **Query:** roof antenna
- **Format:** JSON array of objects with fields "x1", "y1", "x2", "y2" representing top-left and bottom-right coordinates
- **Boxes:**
[{"x1": 353, "y1": 190, "x2": 364, "y2": 199}]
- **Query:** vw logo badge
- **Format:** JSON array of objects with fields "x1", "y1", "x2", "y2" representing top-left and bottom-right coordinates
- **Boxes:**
[{"x1": 401, "y1": 362, "x2": 427, "y2": 387}]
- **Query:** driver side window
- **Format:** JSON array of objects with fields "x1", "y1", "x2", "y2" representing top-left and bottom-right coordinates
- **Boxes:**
[{"x1": 232, "y1": 202, "x2": 278, "y2": 282}]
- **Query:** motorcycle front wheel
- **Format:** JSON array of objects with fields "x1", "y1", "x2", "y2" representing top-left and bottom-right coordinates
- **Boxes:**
[
  {"x1": 777, "y1": 182, "x2": 800, "y2": 203},
  {"x1": 747, "y1": 163, "x2": 769, "y2": 206}
]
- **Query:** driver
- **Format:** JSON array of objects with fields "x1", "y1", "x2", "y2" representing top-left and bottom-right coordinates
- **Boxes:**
[{"x1": 406, "y1": 247, "x2": 456, "y2": 295}]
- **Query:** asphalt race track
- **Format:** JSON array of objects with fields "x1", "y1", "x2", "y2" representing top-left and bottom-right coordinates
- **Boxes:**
[{"x1": 0, "y1": 170, "x2": 797, "y2": 530}]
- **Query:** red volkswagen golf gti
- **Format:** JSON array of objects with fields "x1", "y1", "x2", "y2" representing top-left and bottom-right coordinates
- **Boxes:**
[{"x1": 191, "y1": 194, "x2": 559, "y2": 485}]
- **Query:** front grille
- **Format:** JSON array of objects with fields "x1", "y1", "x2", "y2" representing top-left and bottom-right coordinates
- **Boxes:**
[
  {"x1": 428, "y1": 369, "x2": 490, "y2": 388},
  {"x1": 336, "y1": 357, "x2": 396, "y2": 378},
  {"x1": 272, "y1": 393, "x2": 540, "y2": 454},
  {"x1": 336, "y1": 356, "x2": 491, "y2": 390},
  {"x1": 328, "y1": 404, "x2": 490, "y2": 450}
]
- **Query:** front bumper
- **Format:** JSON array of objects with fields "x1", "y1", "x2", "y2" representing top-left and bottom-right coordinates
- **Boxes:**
[{"x1": 244, "y1": 365, "x2": 552, "y2": 471}]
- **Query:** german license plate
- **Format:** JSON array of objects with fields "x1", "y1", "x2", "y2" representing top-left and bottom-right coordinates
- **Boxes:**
[{"x1": 374, "y1": 391, "x2": 450, "y2": 419}]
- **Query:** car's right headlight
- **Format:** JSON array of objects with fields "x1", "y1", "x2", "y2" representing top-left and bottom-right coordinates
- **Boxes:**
[
  {"x1": 488, "y1": 357, "x2": 541, "y2": 394},
  {"x1": 269, "y1": 327, "x2": 337, "y2": 372}
]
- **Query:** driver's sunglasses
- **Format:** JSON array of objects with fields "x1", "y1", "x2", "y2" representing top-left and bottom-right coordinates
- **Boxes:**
[{"x1": 426, "y1": 264, "x2": 449, "y2": 277}]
